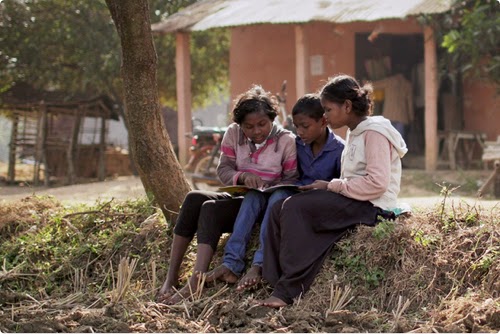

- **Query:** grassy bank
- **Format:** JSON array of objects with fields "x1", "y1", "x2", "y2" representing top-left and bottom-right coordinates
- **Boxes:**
[{"x1": 0, "y1": 193, "x2": 498, "y2": 332}]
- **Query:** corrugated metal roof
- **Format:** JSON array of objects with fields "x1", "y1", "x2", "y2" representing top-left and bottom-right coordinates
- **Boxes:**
[{"x1": 152, "y1": 0, "x2": 452, "y2": 33}]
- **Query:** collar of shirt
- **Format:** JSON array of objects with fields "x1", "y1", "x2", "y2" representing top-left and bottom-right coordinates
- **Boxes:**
[
  {"x1": 248, "y1": 138, "x2": 267, "y2": 150},
  {"x1": 296, "y1": 128, "x2": 344, "y2": 152}
]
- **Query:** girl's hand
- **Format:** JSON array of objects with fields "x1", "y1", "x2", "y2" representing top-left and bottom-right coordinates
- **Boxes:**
[
  {"x1": 241, "y1": 172, "x2": 265, "y2": 188},
  {"x1": 299, "y1": 180, "x2": 329, "y2": 191}
]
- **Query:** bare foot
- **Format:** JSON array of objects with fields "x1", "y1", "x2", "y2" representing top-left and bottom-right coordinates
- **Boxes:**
[
  {"x1": 156, "y1": 280, "x2": 178, "y2": 303},
  {"x1": 156, "y1": 289, "x2": 175, "y2": 303},
  {"x1": 164, "y1": 273, "x2": 204, "y2": 305},
  {"x1": 255, "y1": 296, "x2": 288, "y2": 308},
  {"x1": 205, "y1": 265, "x2": 238, "y2": 284},
  {"x1": 236, "y1": 265, "x2": 262, "y2": 291}
]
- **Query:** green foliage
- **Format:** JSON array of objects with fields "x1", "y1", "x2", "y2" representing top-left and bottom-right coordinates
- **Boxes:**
[
  {"x1": 435, "y1": 182, "x2": 486, "y2": 233},
  {"x1": 150, "y1": 0, "x2": 230, "y2": 108},
  {"x1": 372, "y1": 219, "x2": 396, "y2": 241},
  {"x1": 411, "y1": 229, "x2": 439, "y2": 247},
  {"x1": 0, "y1": 198, "x2": 165, "y2": 296},
  {"x1": 0, "y1": 0, "x2": 121, "y2": 97},
  {"x1": 0, "y1": 0, "x2": 229, "y2": 108},
  {"x1": 471, "y1": 248, "x2": 498, "y2": 272},
  {"x1": 333, "y1": 240, "x2": 385, "y2": 288},
  {"x1": 422, "y1": 0, "x2": 500, "y2": 87},
  {"x1": 154, "y1": 28, "x2": 230, "y2": 108},
  {"x1": 332, "y1": 220, "x2": 400, "y2": 288}
]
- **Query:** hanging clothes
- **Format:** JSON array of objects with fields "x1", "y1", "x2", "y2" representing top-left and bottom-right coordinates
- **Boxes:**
[{"x1": 372, "y1": 74, "x2": 414, "y2": 126}]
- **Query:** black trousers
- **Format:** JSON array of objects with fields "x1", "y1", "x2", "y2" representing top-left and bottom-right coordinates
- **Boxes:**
[
  {"x1": 263, "y1": 189, "x2": 386, "y2": 304},
  {"x1": 173, "y1": 190, "x2": 243, "y2": 251}
]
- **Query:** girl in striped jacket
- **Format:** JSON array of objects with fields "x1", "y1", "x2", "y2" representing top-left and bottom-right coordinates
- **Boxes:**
[{"x1": 157, "y1": 84, "x2": 298, "y2": 304}]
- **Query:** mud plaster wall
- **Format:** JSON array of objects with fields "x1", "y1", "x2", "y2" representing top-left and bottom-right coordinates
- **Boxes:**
[{"x1": 228, "y1": 19, "x2": 497, "y2": 141}]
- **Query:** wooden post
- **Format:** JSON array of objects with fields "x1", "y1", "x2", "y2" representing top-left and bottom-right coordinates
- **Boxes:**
[
  {"x1": 424, "y1": 26, "x2": 438, "y2": 171},
  {"x1": 175, "y1": 32, "x2": 192, "y2": 166},
  {"x1": 33, "y1": 109, "x2": 41, "y2": 185},
  {"x1": 34, "y1": 105, "x2": 49, "y2": 186},
  {"x1": 7, "y1": 113, "x2": 18, "y2": 183},
  {"x1": 42, "y1": 111, "x2": 50, "y2": 186},
  {"x1": 295, "y1": 25, "x2": 308, "y2": 100},
  {"x1": 37, "y1": 104, "x2": 50, "y2": 186},
  {"x1": 67, "y1": 108, "x2": 82, "y2": 185},
  {"x1": 98, "y1": 116, "x2": 107, "y2": 181}
]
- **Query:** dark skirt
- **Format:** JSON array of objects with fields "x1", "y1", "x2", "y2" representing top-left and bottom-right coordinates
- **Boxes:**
[{"x1": 263, "y1": 189, "x2": 388, "y2": 304}]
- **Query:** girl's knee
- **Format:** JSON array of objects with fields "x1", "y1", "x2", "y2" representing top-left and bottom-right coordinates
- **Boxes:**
[
  {"x1": 184, "y1": 190, "x2": 208, "y2": 203},
  {"x1": 269, "y1": 189, "x2": 293, "y2": 203},
  {"x1": 270, "y1": 198, "x2": 285, "y2": 217},
  {"x1": 245, "y1": 190, "x2": 266, "y2": 202},
  {"x1": 200, "y1": 200, "x2": 217, "y2": 216},
  {"x1": 279, "y1": 196, "x2": 303, "y2": 217}
]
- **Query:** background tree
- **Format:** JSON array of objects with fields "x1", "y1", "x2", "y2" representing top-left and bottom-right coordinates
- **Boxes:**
[
  {"x1": 422, "y1": 0, "x2": 499, "y2": 87},
  {"x1": 150, "y1": 0, "x2": 230, "y2": 108},
  {"x1": 0, "y1": 0, "x2": 121, "y2": 98},
  {"x1": 0, "y1": 0, "x2": 230, "y2": 218},
  {"x1": 105, "y1": 0, "x2": 191, "y2": 221},
  {"x1": 0, "y1": 0, "x2": 229, "y2": 108}
]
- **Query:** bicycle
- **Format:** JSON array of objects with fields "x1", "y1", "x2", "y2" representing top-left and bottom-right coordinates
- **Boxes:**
[
  {"x1": 190, "y1": 127, "x2": 225, "y2": 190},
  {"x1": 184, "y1": 122, "x2": 221, "y2": 173}
]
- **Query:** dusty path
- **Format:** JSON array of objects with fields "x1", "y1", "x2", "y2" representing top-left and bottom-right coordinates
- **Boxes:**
[
  {"x1": 0, "y1": 176, "x2": 146, "y2": 205},
  {"x1": 1, "y1": 175, "x2": 498, "y2": 212}
]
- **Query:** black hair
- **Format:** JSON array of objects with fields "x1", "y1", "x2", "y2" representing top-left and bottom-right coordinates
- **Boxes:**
[
  {"x1": 232, "y1": 85, "x2": 279, "y2": 124},
  {"x1": 291, "y1": 93, "x2": 324, "y2": 121},
  {"x1": 319, "y1": 74, "x2": 373, "y2": 117}
]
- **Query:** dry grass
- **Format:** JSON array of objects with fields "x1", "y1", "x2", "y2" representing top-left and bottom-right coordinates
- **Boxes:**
[
  {"x1": 299, "y1": 201, "x2": 499, "y2": 332},
  {"x1": 326, "y1": 284, "x2": 353, "y2": 316},
  {"x1": 0, "y1": 194, "x2": 498, "y2": 332},
  {"x1": 110, "y1": 257, "x2": 139, "y2": 304},
  {"x1": 0, "y1": 195, "x2": 60, "y2": 237}
]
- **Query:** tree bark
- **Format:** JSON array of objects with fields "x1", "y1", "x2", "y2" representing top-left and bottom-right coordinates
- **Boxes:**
[{"x1": 105, "y1": 0, "x2": 191, "y2": 223}]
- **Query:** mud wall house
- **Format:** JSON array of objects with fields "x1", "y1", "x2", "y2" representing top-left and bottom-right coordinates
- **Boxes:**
[
  {"x1": 0, "y1": 83, "x2": 133, "y2": 185},
  {"x1": 152, "y1": 0, "x2": 499, "y2": 171}
]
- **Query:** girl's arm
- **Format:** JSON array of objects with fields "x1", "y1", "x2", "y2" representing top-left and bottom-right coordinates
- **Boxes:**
[
  {"x1": 280, "y1": 136, "x2": 299, "y2": 184},
  {"x1": 328, "y1": 131, "x2": 391, "y2": 200},
  {"x1": 216, "y1": 125, "x2": 244, "y2": 185}
]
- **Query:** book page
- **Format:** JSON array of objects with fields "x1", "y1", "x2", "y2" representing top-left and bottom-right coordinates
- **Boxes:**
[
  {"x1": 217, "y1": 184, "x2": 300, "y2": 196},
  {"x1": 217, "y1": 185, "x2": 253, "y2": 195}
]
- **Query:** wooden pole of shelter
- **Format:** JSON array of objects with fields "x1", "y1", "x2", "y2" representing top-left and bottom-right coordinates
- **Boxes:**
[
  {"x1": 33, "y1": 104, "x2": 50, "y2": 186},
  {"x1": 7, "y1": 113, "x2": 19, "y2": 183},
  {"x1": 34, "y1": 104, "x2": 49, "y2": 186},
  {"x1": 98, "y1": 115, "x2": 107, "y2": 181},
  {"x1": 42, "y1": 106, "x2": 50, "y2": 186},
  {"x1": 424, "y1": 26, "x2": 438, "y2": 171},
  {"x1": 175, "y1": 31, "x2": 192, "y2": 166},
  {"x1": 294, "y1": 25, "x2": 308, "y2": 100},
  {"x1": 33, "y1": 109, "x2": 41, "y2": 185},
  {"x1": 67, "y1": 107, "x2": 82, "y2": 185}
]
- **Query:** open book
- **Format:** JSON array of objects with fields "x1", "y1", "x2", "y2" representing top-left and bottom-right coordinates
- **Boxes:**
[{"x1": 217, "y1": 184, "x2": 300, "y2": 196}]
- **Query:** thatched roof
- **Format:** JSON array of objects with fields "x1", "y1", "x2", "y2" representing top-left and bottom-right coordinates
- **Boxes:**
[
  {"x1": 152, "y1": 0, "x2": 453, "y2": 33},
  {"x1": 0, "y1": 82, "x2": 120, "y2": 120}
]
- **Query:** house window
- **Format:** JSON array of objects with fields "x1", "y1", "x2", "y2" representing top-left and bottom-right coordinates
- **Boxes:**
[{"x1": 310, "y1": 55, "x2": 324, "y2": 76}]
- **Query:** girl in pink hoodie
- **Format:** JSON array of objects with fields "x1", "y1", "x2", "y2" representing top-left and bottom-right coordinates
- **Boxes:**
[{"x1": 257, "y1": 74, "x2": 407, "y2": 308}]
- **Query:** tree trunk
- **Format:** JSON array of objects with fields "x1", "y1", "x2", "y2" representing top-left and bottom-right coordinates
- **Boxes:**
[{"x1": 105, "y1": 0, "x2": 191, "y2": 223}]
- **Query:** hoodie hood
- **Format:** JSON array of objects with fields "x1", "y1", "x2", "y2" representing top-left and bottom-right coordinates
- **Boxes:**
[{"x1": 351, "y1": 116, "x2": 408, "y2": 158}]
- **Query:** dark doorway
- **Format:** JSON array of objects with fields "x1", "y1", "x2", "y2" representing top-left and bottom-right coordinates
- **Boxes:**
[{"x1": 355, "y1": 33, "x2": 425, "y2": 156}]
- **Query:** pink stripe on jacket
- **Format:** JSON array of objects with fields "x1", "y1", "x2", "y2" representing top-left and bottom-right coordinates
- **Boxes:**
[{"x1": 217, "y1": 123, "x2": 299, "y2": 186}]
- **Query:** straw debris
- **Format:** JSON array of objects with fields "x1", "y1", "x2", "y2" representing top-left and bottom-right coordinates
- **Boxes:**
[{"x1": 0, "y1": 194, "x2": 498, "y2": 332}]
